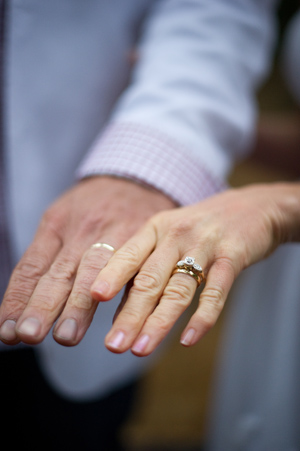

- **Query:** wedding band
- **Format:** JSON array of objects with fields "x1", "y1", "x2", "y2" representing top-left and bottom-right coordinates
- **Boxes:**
[
  {"x1": 172, "y1": 268, "x2": 202, "y2": 285},
  {"x1": 90, "y1": 242, "x2": 116, "y2": 253},
  {"x1": 172, "y1": 256, "x2": 205, "y2": 286}
]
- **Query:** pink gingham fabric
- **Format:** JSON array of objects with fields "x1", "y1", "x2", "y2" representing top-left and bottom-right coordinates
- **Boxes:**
[{"x1": 77, "y1": 122, "x2": 226, "y2": 206}]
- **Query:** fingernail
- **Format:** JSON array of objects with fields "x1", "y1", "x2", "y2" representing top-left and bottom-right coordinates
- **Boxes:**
[
  {"x1": 17, "y1": 317, "x2": 41, "y2": 337},
  {"x1": 92, "y1": 280, "x2": 110, "y2": 297},
  {"x1": 107, "y1": 331, "x2": 125, "y2": 350},
  {"x1": 180, "y1": 328, "x2": 196, "y2": 346},
  {"x1": 0, "y1": 320, "x2": 17, "y2": 342},
  {"x1": 132, "y1": 334, "x2": 150, "y2": 354},
  {"x1": 55, "y1": 319, "x2": 78, "y2": 341}
]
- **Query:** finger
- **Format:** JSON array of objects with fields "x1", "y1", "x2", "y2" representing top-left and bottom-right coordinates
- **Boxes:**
[
  {"x1": 104, "y1": 242, "x2": 180, "y2": 353},
  {"x1": 113, "y1": 278, "x2": 134, "y2": 324},
  {"x1": 130, "y1": 273, "x2": 198, "y2": 356},
  {"x1": 130, "y1": 256, "x2": 207, "y2": 356},
  {"x1": 14, "y1": 235, "x2": 95, "y2": 345},
  {"x1": 0, "y1": 225, "x2": 62, "y2": 344},
  {"x1": 91, "y1": 221, "x2": 157, "y2": 302},
  {"x1": 52, "y1": 239, "x2": 117, "y2": 346},
  {"x1": 180, "y1": 258, "x2": 236, "y2": 347},
  {"x1": 105, "y1": 250, "x2": 206, "y2": 355}
]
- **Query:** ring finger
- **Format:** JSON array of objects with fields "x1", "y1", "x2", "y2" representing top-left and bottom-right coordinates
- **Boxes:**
[
  {"x1": 105, "y1": 250, "x2": 207, "y2": 356},
  {"x1": 53, "y1": 239, "x2": 117, "y2": 345}
]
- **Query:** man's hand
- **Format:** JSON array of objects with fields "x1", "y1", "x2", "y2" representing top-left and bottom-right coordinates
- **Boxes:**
[{"x1": 0, "y1": 176, "x2": 176, "y2": 346}]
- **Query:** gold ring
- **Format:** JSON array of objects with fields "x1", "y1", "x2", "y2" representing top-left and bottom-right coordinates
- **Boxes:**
[
  {"x1": 90, "y1": 242, "x2": 116, "y2": 253},
  {"x1": 172, "y1": 256, "x2": 205, "y2": 286}
]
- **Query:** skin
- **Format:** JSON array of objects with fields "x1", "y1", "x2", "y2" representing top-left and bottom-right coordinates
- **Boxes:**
[
  {"x1": 0, "y1": 176, "x2": 176, "y2": 346},
  {"x1": 89, "y1": 182, "x2": 300, "y2": 356}
]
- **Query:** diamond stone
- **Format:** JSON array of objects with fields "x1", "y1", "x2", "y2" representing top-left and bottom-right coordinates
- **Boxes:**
[
  {"x1": 177, "y1": 261, "x2": 186, "y2": 267},
  {"x1": 193, "y1": 263, "x2": 202, "y2": 272},
  {"x1": 185, "y1": 257, "x2": 195, "y2": 266}
]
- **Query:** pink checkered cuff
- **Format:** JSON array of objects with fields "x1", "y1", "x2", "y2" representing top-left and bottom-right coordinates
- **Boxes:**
[{"x1": 77, "y1": 123, "x2": 226, "y2": 206}]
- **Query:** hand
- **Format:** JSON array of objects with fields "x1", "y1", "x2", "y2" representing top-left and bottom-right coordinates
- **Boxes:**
[
  {"x1": 90, "y1": 183, "x2": 300, "y2": 356},
  {"x1": 0, "y1": 176, "x2": 176, "y2": 345}
]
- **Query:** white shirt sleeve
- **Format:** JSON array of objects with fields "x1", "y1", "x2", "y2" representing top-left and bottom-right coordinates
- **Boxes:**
[{"x1": 78, "y1": 0, "x2": 278, "y2": 205}]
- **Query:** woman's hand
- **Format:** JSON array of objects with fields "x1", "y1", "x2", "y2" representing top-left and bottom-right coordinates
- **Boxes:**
[{"x1": 91, "y1": 182, "x2": 300, "y2": 356}]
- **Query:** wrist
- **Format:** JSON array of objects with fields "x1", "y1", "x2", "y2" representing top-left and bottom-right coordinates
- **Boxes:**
[{"x1": 271, "y1": 182, "x2": 300, "y2": 243}]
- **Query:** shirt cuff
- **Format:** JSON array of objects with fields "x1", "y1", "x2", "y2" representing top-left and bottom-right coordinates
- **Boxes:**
[{"x1": 76, "y1": 122, "x2": 227, "y2": 206}]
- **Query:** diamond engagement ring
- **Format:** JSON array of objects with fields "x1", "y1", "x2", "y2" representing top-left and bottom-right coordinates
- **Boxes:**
[
  {"x1": 90, "y1": 242, "x2": 116, "y2": 253},
  {"x1": 172, "y1": 256, "x2": 205, "y2": 286}
]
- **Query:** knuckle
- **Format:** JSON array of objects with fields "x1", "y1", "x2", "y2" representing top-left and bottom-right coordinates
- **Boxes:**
[
  {"x1": 48, "y1": 256, "x2": 77, "y2": 282},
  {"x1": 1, "y1": 290, "x2": 27, "y2": 316},
  {"x1": 26, "y1": 292, "x2": 58, "y2": 314},
  {"x1": 14, "y1": 259, "x2": 44, "y2": 282},
  {"x1": 70, "y1": 293, "x2": 94, "y2": 311},
  {"x1": 76, "y1": 214, "x2": 106, "y2": 237},
  {"x1": 132, "y1": 270, "x2": 162, "y2": 294},
  {"x1": 2, "y1": 264, "x2": 41, "y2": 315},
  {"x1": 113, "y1": 227, "x2": 132, "y2": 246},
  {"x1": 38, "y1": 296, "x2": 57, "y2": 313},
  {"x1": 148, "y1": 315, "x2": 170, "y2": 334},
  {"x1": 75, "y1": 274, "x2": 97, "y2": 292},
  {"x1": 150, "y1": 210, "x2": 169, "y2": 226},
  {"x1": 164, "y1": 281, "x2": 193, "y2": 306},
  {"x1": 115, "y1": 243, "x2": 141, "y2": 268},
  {"x1": 117, "y1": 307, "x2": 141, "y2": 327},
  {"x1": 168, "y1": 219, "x2": 192, "y2": 240},
  {"x1": 202, "y1": 286, "x2": 225, "y2": 312},
  {"x1": 41, "y1": 207, "x2": 57, "y2": 224},
  {"x1": 215, "y1": 254, "x2": 238, "y2": 277},
  {"x1": 41, "y1": 207, "x2": 64, "y2": 235},
  {"x1": 80, "y1": 254, "x2": 103, "y2": 276}
]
